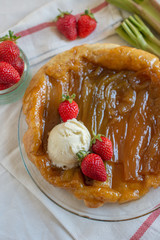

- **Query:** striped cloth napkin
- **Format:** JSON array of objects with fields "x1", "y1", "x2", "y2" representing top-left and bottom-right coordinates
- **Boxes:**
[
  {"x1": 0, "y1": 0, "x2": 122, "y2": 66},
  {"x1": 0, "y1": 0, "x2": 160, "y2": 239}
]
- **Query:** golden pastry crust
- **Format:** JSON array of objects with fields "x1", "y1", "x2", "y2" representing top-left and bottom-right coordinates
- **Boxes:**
[{"x1": 23, "y1": 43, "x2": 160, "y2": 208}]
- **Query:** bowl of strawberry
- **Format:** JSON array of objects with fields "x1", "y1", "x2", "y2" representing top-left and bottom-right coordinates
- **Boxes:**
[{"x1": 0, "y1": 30, "x2": 29, "y2": 104}]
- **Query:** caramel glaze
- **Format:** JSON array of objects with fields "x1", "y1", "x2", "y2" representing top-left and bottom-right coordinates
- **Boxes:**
[{"x1": 40, "y1": 60, "x2": 160, "y2": 203}]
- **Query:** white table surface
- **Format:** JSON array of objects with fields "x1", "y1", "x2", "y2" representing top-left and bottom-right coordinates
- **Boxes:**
[{"x1": 0, "y1": 1, "x2": 160, "y2": 240}]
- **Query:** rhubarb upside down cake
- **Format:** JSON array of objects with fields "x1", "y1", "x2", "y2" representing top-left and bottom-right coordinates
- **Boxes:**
[{"x1": 23, "y1": 44, "x2": 160, "y2": 208}]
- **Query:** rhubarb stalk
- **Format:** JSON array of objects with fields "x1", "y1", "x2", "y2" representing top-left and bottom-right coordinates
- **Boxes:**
[
  {"x1": 106, "y1": 0, "x2": 160, "y2": 34},
  {"x1": 116, "y1": 15, "x2": 160, "y2": 57}
]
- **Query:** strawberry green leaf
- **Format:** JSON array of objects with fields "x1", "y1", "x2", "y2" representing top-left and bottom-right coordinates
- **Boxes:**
[
  {"x1": 76, "y1": 150, "x2": 90, "y2": 161},
  {"x1": 90, "y1": 131, "x2": 104, "y2": 147},
  {"x1": 82, "y1": 9, "x2": 96, "y2": 20},
  {"x1": 61, "y1": 93, "x2": 76, "y2": 103},
  {"x1": 0, "y1": 30, "x2": 21, "y2": 43},
  {"x1": 54, "y1": 9, "x2": 72, "y2": 21}
]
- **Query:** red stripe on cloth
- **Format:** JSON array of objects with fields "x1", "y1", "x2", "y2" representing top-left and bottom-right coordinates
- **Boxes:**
[
  {"x1": 15, "y1": 1, "x2": 108, "y2": 38},
  {"x1": 76, "y1": 1, "x2": 108, "y2": 19},
  {"x1": 16, "y1": 22, "x2": 56, "y2": 37},
  {"x1": 91, "y1": 1, "x2": 108, "y2": 13},
  {"x1": 130, "y1": 208, "x2": 160, "y2": 240}
]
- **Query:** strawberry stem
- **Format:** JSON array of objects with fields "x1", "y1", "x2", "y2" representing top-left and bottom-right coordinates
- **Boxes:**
[
  {"x1": 82, "y1": 9, "x2": 96, "y2": 20},
  {"x1": 90, "y1": 131, "x2": 103, "y2": 146},
  {"x1": 58, "y1": 9, "x2": 72, "y2": 15},
  {"x1": 55, "y1": 9, "x2": 72, "y2": 21},
  {"x1": 0, "y1": 30, "x2": 21, "y2": 43},
  {"x1": 61, "y1": 93, "x2": 76, "y2": 103},
  {"x1": 76, "y1": 150, "x2": 90, "y2": 161}
]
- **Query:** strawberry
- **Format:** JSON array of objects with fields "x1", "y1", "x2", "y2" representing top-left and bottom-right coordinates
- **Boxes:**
[
  {"x1": 77, "y1": 10, "x2": 97, "y2": 38},
  {"x1": 77, "y1": 150, "x2": 107, "y2": 182},
  {"x1": 55, "y1": 9, "x2": 77, "y2": 40},
  {"x1": 0, "y1": 83, "x2": 6, "y2": 90},
  {"x1": 0, "y1": 40, "x2": 20, "y2": 64},
  {"x1": 0, "y1": 30, "x2": 21, "y2": 64},
  {"x1": 0, "y1": 83, "x2": 13, "y2": 90},
  {"x1": 11, "y1": 57, "x2": 24, "y2": 76},
  {"x1": 58, "y1": 93, "x2": 79, "y2": 122},
  {"x1": 0, "y1": 62, "x2": 20, "y2": 84},
  {"x1": 91, "y1": 133, "x2": 113, "y2": 161}
]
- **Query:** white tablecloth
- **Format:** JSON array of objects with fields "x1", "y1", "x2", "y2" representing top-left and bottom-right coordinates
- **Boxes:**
[{"x1": 1, "y1": 1, "x2": 160, "y2": 239}]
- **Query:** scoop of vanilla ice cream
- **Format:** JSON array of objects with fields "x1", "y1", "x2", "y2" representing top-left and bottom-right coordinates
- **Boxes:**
[{"x1": 47, "y1": 119, "x2": 91, "y2": 169}]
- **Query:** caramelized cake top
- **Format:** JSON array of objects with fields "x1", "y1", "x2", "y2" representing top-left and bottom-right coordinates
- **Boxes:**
[{"x1": 23, "y1": 44, "x2": 160, "y2": 208}]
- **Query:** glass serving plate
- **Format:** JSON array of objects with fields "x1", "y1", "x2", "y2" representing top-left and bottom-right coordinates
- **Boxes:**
[{"x1": 18, "y1": 108, "x2": 160, "y2": 221}]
